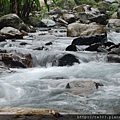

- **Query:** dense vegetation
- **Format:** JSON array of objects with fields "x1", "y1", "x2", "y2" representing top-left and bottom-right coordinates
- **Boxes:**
[{"x1": 0, "y1": 0, "x2": 119, "y2": 20}]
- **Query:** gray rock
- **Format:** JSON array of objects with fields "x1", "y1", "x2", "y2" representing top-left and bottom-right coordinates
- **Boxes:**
[
  {"x1": 0, "y1": 14, "x2": 30, "y2": 32},
  {"x1": 67, "y1": 22, "x2": 106, "y2": 37},
  {"x1": 40, "y1": 19, "x2": 56, "y2": 27}
]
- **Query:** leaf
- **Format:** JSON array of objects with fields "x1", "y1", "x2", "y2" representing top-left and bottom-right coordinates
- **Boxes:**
[
  {"x1": 21, "y1": 0, "x2": 26, "y2": 5},
  {"x1": 52, "y1": 0, "x2": 56, "y2": 4},
  {"x1": 35, "y1": 0, "x2": 41, "y2": 10}
]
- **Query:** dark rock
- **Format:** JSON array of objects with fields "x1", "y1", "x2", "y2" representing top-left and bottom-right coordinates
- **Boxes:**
[
  {"x1": 0, "y1": 35, "x2": 6, "y2": 42},
  {"x1": 88, "y1": 14, "x2": 108, "y2": 25},
  {"x1": 66, "y1": 83, "x2": 71, "y2": 89},
  {"x1": 98, "y1": 8, "x2": 107, "y2": 14},
  {"x1": 107, "y1": 55, "x2": 120, "y2": 63},
  {"x1": 62, "y1": 13, "x2": 76, "y2": 24},
  {"x1": 72, "y1": 34, "x2": 107, "y2": 45},
  {"x1": 20, "y1": 42, "x2": 28, "y2": 45},
  {"x1": 45, "y1": 42, "x2": 53, "y2": 46},
  {"x1": 97, "y1": 46, "x2": 108, "y2": 53},
  {"x1": 66, "y1": 45, "x2": 77, "y2": 51},
  {"x1": 58, "y1": 54, "x2": 80, "y2": 66},
  {"x1": 33, "y1": 46, "x2": 44, "y2": 50},
  {"x1": 107, "y1": 43, "x2": 120, "y2": 52},
  {"x1": 103, "y1": 41, "x2": 115, "y2": 47},
  {"x1": 85, "y1": 43, "x2": 108, "y2": 52},
  {"x1": 108, "y1": 47, "x2": 120, "y2": 55},
  {"x1": 0, "y1": 49, "x2": 7, "y2": 53},
  {"x1": 117, "y1": 7, "x2": 120, "y2": 19},
  {"x1": 0, "y1": 52, "x2": 33, "y2": 68},
  {"x1": 1, "y1": 54, "x2": 26, "y2": 68},
  {"x1": 94, "y1": 82, "x2": 104, "y2": 89},
  {"x1": 85, "y1": 43, "x2": 100, "y2": 51}
]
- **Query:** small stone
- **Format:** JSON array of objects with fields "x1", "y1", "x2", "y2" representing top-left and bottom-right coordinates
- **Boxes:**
[{"x1": 66, "y1": 83, "x2": 71, "y2": 89}]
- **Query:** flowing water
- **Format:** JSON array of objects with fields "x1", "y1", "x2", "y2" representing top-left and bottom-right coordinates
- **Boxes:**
[{"x1": 0, "y1": 29, "x2": 120, "y2": 114}]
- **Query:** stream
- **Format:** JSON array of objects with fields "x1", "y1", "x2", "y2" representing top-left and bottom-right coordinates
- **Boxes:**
[{"x1": 0, "y1": 28, "x2": 120, "y2": 114}]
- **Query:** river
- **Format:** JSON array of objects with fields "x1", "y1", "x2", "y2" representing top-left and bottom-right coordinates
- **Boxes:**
[{"x1": 0, "y1": 28, "x2": 120, "y2": 114}]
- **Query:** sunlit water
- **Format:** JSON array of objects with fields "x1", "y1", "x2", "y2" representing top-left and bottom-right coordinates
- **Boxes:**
[{"x1": 0, "y1": 30, "x2": 120, "y2": 114}]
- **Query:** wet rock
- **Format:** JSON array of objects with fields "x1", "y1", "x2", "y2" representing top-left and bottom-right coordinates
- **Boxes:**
[
  {"x1": 94, "y1": 82, "x2": 104, "y2": 89},
  {"x1": 0, "y1": 27, "x2": 25, "y2": 39},
  {"x1": 117, "y1": 6, "x2": 120, "y2": 18},
  {"x1": 66, "y1": 45, "x2": 77, "y2": 51},
  {"x1": 45, "y1": 42, "x2": 53, "y2": 45},
  {"x1": 67, "y1": 22, "x2": 106, "y2": 37},
  {"x1": 65, "y1": 81, "x2": 103, "y2": 96},
  {"x1": 88, "y1": 14, "x2": 108, "y2": 25},
  {"x1": 85, "y1": 43, "x2": 101, "y2": 51},
  {"x1": 107, "y1": 54, "x2": 120, "y2": 63},
  {"x1": 19, "y1": 42, "x2": 28, "y2": 45},
  {"x1": 40, "y1": 19, "x2": 56, "y2": 27},
  {"x1": 33, "y1": 46, "x2": 45, "y2": 50},
  {"x1": 73, "y1": 5, "x2": 101, "y2": 23},
  {"x1": 0, "y1": 51, "x2": 34, "y2": 68},
  {"x1": 72, "y1": 34, "x2": 107, "y2": 45},
  {"x1": 0, "y1": 34, "x2": 6, "y2": 42},
  {"x1": 107, "y1": 43, "x2": 120, "y2": 52},
  {"x1": 0, "y1": 49, "x2": 7, "y2": 53},
  {"x1": 0, "y1": 14, "x2": 30, "y2": 32},
  {"x1": 108, "y1": 47, "x2": 120, "y2": 55},
  {"x1": 66, "y1": 83, "x2": 71, "y2": 89},
  {"x1": 103, "y1": 41, "x2": 115, "y2": 47},
  {"x1": 107, "y1": 19, "x2": 120, "y2": 32},
  {"x1": 58, "y1": 54, "x2": 80, "y2": 66},
  {"x1": 62, "y1": 13, "x2": 76, "y2": 24}
]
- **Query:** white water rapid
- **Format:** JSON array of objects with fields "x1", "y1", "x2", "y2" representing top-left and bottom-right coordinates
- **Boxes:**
[{"x1": 0, "y1": 29, "x2": 120, "y2": 114}]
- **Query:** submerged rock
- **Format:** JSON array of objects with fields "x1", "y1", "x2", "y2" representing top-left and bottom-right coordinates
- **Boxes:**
[
  {"x1": 72, "y1": 34, "x2": 107, "y2": 45},
  {"x1": 65, "y1": 81, "x2": 103, "y2": 96}
]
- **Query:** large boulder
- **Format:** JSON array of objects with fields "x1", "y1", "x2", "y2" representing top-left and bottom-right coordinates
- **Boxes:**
[
  {"x1": 71, "y1": 34, "x2": 107, "y2": 45},
  {"x1": 0, "y1": 14, "x2": 30, "y2": 32},
  {"x1": 0, "y1": 27, "x2": 27, "y2": 39},
  {"x1": 0, "y1": 51, "x2": 34, "y2": 68},
  {"x1": 67, "y1": 22, "x2": 106, "y2": 37}
]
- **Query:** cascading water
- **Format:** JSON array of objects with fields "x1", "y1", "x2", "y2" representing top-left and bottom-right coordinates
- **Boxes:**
[{"x1": 0, "y1": 29, "x2": 120, "y2": 114}]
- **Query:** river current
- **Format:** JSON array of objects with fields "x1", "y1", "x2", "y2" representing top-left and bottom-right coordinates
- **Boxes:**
[{"x1": 0, "y1": 29, "x2": 120, "y2": 114}]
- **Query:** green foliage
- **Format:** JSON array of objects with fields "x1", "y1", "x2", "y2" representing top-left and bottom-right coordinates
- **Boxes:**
[
  {"x1": 108, "y1": 5, "x2": 118, "y2": 16},
  {"x1": 0, "y1": 0, "x2": 41, "y2": 18},
  {"x1": 55, "y1": 0, "x2": 76, "y2": 10},
  {"x1": 74, "y1": 0, "x2": 96, "y2": 5}
]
